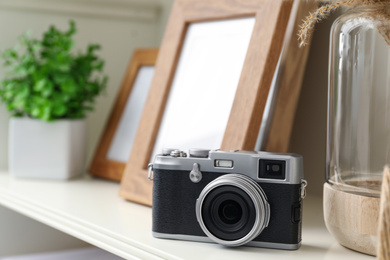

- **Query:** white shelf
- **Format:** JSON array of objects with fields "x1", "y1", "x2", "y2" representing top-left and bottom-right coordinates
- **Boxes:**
[{"x1": 0, "y1": 171, "x2": 374, "y2": 260}]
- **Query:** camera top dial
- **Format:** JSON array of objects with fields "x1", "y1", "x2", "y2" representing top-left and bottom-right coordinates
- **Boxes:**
[{"x1": 189, "y1": 148, "x2": 210, "y2": 158}]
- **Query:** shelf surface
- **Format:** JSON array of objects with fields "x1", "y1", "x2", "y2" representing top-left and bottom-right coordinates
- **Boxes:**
[{"x1": 0, "y1": 171, "x2": 374, "y2": 260}]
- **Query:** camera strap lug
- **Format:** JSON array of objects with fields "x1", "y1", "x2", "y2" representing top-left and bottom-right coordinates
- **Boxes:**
[
  {"x1": 189, "y1": 163, "x2": 202, "y2": 183},
  {"x1": 301, "y1": 179, "x2": 307, "y2": 199},
  {"x1": 148, "y1": 163, "x2": 154, "y2": 181}
]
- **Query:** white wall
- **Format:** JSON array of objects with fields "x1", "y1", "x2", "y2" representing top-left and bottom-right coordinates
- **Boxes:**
[
  {"x1": 0, "y1": 109, "x2": 7, "y2": 170},
  {"x1": 289, "y1": 11, "x2": 340, "y2": 197}
]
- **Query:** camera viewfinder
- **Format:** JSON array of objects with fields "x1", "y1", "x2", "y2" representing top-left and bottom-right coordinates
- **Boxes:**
[{"x1": 258, "y1": 159, "x2": 286, "y2": 180}]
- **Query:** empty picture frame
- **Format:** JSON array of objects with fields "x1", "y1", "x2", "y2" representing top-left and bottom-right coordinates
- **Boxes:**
[
  {"x1": 119, "y1": 0, "x2": 294, "y2": 206},
  {"x1": 89, "y1": 48, "x2": 158, "y2": 181},
  {"x1": 256, "y1": 0, "x2": 317, "y2": 152}
]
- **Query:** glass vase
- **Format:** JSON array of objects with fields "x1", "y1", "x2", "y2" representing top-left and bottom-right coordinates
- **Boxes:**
[{"x1": 325, "y1": 5, "x2": 390, "y2": 256}]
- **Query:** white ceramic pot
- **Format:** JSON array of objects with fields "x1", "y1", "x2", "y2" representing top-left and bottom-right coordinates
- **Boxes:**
[{"x1": 9, "y1": 117, "x2": 86, "y2": 179}]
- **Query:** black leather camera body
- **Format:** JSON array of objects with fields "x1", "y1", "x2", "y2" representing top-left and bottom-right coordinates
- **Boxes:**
[{"x1": 149, "y1": 149, "x2": 306, "y2": 249}]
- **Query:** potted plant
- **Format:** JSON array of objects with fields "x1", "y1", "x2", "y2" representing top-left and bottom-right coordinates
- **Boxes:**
[{"x1": 0, "y1": 21, "x2": 107, "y2": 179}]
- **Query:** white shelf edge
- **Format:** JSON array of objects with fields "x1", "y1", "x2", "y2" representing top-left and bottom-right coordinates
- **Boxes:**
[
  {"x1": 0, "y1": 187, "x2": 171, "y2": 260},
  {"x1": 0, "y1": 0, "x2": 161, "y2": 21}
]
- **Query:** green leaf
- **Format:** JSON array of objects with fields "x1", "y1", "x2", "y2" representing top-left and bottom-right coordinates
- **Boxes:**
[
  {"x1": 53, "y1": 104, "x2": 66, "y2": 116},
  {"x1": 31, "y1": 107, "x2": 41, "y2": 117},
  {"x1": 57, "y1": 63, "x2": 70, "y2": 72},
  {"x1": 6, "y1": 103, "x2": 14, "y2": 111},
  {"x1": 4, "y1": 90, "x2": 14, "y2": 100},
  {"x1": 42, "y1": 105, "x2": 51, "y2": 121},
  {"x1": 34, "y1": 79, "x2": 46, "y2": 91},
  {"x1": 42, "y1": 82, "x2": 54, "y2": 97},
  {"x1": 53, "y1": 74, "x2": 68, "y2": 85}
]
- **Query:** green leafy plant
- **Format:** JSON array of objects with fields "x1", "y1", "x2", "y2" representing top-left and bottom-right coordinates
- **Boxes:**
[{"x1": 0, "y1": 21, "x2": 108, "y2": 121}]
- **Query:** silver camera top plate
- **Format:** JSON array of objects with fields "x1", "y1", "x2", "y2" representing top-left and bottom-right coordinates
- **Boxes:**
[{"x1": 152, "y1": 149, "x2": 304, "y2": 185}]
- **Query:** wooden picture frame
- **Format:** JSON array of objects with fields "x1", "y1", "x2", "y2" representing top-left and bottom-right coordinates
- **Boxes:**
[
  {"x1": 256, "y1": 0, "x2": 317, "y2": 152},
  {"x1": 120, "y1": 0, "x2": 296, "y2": 206},
  {"x1": 89, "y1": 48, "x2": 158, "y2": 181}
]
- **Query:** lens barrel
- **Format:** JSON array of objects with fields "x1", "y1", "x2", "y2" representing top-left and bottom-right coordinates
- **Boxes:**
[{"x1": 196, "y1": 174, "x2": 270, "y2": 247}]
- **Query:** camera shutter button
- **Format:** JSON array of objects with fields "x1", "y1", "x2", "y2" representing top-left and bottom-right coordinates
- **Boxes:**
[
  {"x1": 170, "y1": 149, "x2": 187, "y2": 157},
  {"x1": 189, "y1": 163, "x2": 202, "y2": 183}
]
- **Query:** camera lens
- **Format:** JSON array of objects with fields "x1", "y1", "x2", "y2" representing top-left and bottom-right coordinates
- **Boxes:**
[
  {"x1": 219, "y1": 200, "x2": 242, "y2": 224},
  {"x1": 196, "y1": 174, "x2": 270, "y2": 247}
]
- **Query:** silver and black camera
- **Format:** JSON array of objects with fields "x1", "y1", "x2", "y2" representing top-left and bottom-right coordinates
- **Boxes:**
[{"x1": 149, "y1": 149, "x2": 306, "y2": 250}]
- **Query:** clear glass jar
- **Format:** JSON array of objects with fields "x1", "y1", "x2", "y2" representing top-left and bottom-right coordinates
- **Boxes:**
[{"x1": 327, "y1": 6, "x2": 390, "y2": 198}]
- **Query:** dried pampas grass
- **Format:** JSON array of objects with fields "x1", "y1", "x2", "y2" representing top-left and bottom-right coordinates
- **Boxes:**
[{"x1": 298, "y1": 0, "x2": 390, "y2": 47}]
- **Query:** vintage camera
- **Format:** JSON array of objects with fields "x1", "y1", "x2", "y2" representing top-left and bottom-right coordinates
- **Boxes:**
[{"x1": 149, "y1": 149, "x2": 306, "y2": 249}]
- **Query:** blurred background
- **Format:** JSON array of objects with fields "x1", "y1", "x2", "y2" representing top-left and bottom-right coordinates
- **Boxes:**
[{"x1": 0, "y1": 0, "x2": 338, "y2": 256}]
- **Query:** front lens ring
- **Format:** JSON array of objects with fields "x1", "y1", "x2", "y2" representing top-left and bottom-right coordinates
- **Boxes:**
[
  {"x1": 196, "y1": 174, "x2": 270, "y2": 247},
  {"x1": 202, "y1": 185, "x2": 256, "y2": 241}
]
